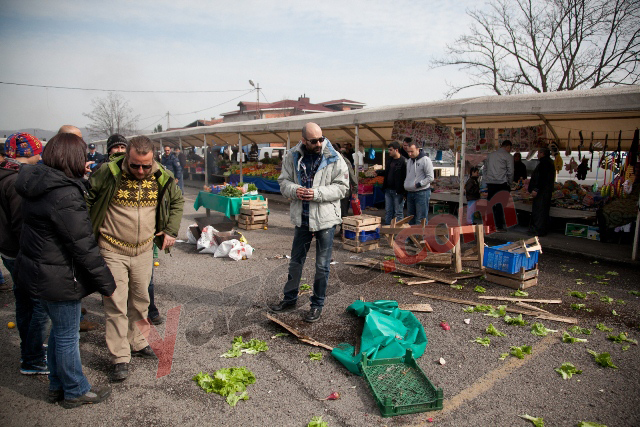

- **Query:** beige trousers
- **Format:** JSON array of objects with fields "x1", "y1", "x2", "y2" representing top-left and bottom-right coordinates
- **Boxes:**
[{"x1": 101, "y1": 248, "x2": 153, "y2": 364}]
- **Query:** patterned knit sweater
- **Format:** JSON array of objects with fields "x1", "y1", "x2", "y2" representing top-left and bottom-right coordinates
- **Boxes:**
[{"x1": 98, "y1": 164, "x2": 159, "y2": 256}]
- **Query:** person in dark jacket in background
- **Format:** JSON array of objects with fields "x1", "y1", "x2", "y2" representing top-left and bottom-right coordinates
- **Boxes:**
[
  {"x1": 161, "y1": 145, "x2": 183, "y2": 192},
  {"x1": 513, "y1": 152, "x2": 528, "y2": 183},
  {"x1": 14, "y1": 133, "x2": 115, "y2": 408},
  {"x1": 1, "y1": 133, "x2": 51, "y2": 374},
  {"x1": 382, "y1": 141, "x2": 406, "y2": 224},
  {"x1": 465, "y1": 167, "x2": 481, "y2": 225},
  {"x1": 528, "y1": 147, "x2": 556, "y2": 236},
  {"x1": 333, "y1": 143, "x2": 357, "y2": 230}
]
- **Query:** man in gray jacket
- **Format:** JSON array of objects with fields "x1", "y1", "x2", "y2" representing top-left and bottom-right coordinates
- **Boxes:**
[
  {"x1": 270, "y1": 122, "x2": 349, "y2": 322},
  {"x1": 404, "y1": 139, "x2": 434, "y2": 225},
  {"x1": 484, "y1": 140, "x2": 513, "y2": 231}
]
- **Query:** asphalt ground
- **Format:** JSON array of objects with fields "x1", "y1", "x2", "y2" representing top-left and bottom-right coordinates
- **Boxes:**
[{"x1": 1, "y1": 186, "x2": 639, "y2": 426}]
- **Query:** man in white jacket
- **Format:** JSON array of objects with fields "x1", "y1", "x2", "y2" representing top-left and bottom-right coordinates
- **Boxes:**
[{"x1": 270, "y1": 123, "x2": 349, "y2": 322}]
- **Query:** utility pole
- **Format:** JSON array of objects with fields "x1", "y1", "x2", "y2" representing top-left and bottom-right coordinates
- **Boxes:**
[
  {"x1": 167, "y1": 111, "x2": 170, "y2": 130},
  {"x1": 249, "y1": 80, "x2": 261, "y2": 120}
]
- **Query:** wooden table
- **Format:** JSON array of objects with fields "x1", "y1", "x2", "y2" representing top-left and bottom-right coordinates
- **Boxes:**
[{"x1": 193, "y1": 192, "x2": 265, "y2": 218}]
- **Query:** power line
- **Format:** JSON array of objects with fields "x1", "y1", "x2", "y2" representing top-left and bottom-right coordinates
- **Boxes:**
[
  {"x1": 172, "y1": 89, "x2": 256, "y2": 116},
  {"x1": 0, "y1": 81, "x2": 249, "y2": 94}
]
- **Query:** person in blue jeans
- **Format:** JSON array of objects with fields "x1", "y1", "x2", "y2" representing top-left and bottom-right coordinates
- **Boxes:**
[
  {"x1": 403, "y1": 138, "x2": 434, "y2": 225},
  {"x1": 269, "y1": 123, "x2": 349, "y2": 323},
  {"x1": 1, "y1": 133, "x2": 51, "y2": 374},
  {"x1": 14, "y1": 133, "x2": 115, "y2": 408},
  {"x1": 381, "y1": 141, "x2": 407, "y2": 224}
]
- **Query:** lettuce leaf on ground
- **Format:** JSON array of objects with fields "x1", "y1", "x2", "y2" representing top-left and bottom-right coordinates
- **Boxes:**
[
  {"x1": 568, "y1": 291, "x2": 587, "y2": 299},
  {"x1": 486, "y1": 323, "x2": 507, "y2": 337},
  {"x1": 474, "y1": 286, "x2": 486, "y2": 293},
  {"x1": 193, "y1": 367, "x2": 256, "y2": 406},
  {"x1": 596, "y1": 323, "x2": 613, "y2": 332},
  {"x1": 629, "y1": 291, "x2": 640, "y2": 296},
  {"x1": 309, "y1": 352, "x2": 323, "y2": 361},
  {"x1": 554, "y1": 362, "x2": 582, "y2": 379},
  {"x1": 463, "y1": 306, "x2": 475, "y2": 313},
  {"x1": 485, "y1": 305, "x2": 507, "y2": 318},
  {"x1": 587, "y1": 350, "x2": 618, "y2": 369},
  {"x1": 519, "y1": 414, "x2": 544, "y2": 426},
  {"x1": 504, "y1": 314, "x2": 527, "y2": 326},
  {"x1": 498, "y1": 353, "x2": 509, "y2": 360},
  {"x1": 511, "y1": 290, "x2": 529, "y2": 297},
  {"x1": 450, "y1": 284, "x2": 463, "y2": 290},
  {"x1": 471, "y1": 337, "x2": 491, "y2": 347},
  {"x1": 607, "y1": 332, "x2": 638, "y2": 345},
  {"x1": 510, "y1": 345, "x2": 532, "y2": 359},
  {"x1": 220, "y1": 336, "x2": 269, "y2": 358},
  {"x1": 530, "y1": 323, "x2": 558, "y2": 337},
  {"x1": 600, "y1": 296, "x2": 614, "y2": 304},
  {"x1": 568, "y1": 326, "x2": 592, "y2": 335},
  {"x1": 562, "y1": 331, "x2": 588, "y2": 343},
  {"x1": 307, "y1": 416, "x2": 329, "y2": 427},
  {"x1": 577, "y1": 422, "x2": 607, "y2": 427}
]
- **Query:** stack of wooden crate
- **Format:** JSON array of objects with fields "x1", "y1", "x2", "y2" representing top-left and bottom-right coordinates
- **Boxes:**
[
  {"x1": 342, "y1": 214, "x2": 381, "y2": 253},
  {"x1": 237, "y1": 199, "x2": 268, "y2": 230},
  {"x1": 483, "y1": 237, "x2": 542, "y2": 289}
]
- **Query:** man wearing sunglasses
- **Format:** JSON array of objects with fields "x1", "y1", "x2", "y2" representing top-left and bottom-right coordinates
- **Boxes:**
[
  {"x1": 87, "y1": 136, "x2": 184, "y2": 382},
  {"x1": 270, "y1": 122, "x2": 349, "y2": 322}
]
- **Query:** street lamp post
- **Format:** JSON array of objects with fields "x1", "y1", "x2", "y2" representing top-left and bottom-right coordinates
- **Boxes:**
[{"x1": 249, "y1": 80, "x2": 260, "y2": 120}]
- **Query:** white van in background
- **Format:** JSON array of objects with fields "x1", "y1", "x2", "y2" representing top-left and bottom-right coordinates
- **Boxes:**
[{"x1": 258, "y1": 147, "x2": 286, "y2": 161}]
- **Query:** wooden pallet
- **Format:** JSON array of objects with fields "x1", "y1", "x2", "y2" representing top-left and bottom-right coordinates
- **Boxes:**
[
  {"x1": 236, "y1": 202, "x2": 268, "y2": 230},
  {"x1": 343, "y1": 241, "x2": 379, "y2": 253},
  {"x1": 342, "y1": 214, "x2": 381, "y2": 227},
  {"x1": 238, "y1": 214, "x2": 267, "y2": 224},
  {"x1": 241, "y1": 199, "x2": 268, "y2": 209},
  {"x1": 341, "y1": 215, "x2": 381, "y2": 253},
  {"x1": 237, "y1": 222, "x2": 267, "y2": 230},
  {"x1": 485, "y1": 265, "x2": 539, "y2": 290}
]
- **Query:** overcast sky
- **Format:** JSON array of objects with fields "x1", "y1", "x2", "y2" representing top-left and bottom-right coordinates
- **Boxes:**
[{"x1": 0, "y1": 0, "x2": 487, "y2": 135}]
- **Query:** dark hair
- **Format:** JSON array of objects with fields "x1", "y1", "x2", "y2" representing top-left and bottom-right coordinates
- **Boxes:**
[
  {"x1": 333, "y1": 143, "x2": 341, "y2": 150},
  {"x1": 42, "y1": 133, "x2": 87, "y2": 178},
  {"x1": 128, "y1": 136, "x2": 154, "y2": 156},
  {"x1": 389, "y1": 141, "x2": 401, "y2": 150},
  {"x1": 539, "y1": 147, "x2": 551, "y2": 157},
  {"x1": 470, "y1": 166, "x2": 479, "y2": 174},
  {"x1": 405, "y1": 138, "x2": 419, "y2": 147},
  {"x1": 403, "y1": 137, "x2": 413, "y2": 144},
  {"x1": 501, "y1": 140, "x2": 512, "y2": 147}
]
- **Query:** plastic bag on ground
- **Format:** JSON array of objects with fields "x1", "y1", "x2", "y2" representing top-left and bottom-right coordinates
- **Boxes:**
[
  {"x1": 197, "y1": 225, "x2": 219, "y2": 254},
  {"x1": 228, "y1": 241, "x2": 253, "y2": 261},
  {"x1": 186, "y1": 223, "x2": 199, "y2": 244}
]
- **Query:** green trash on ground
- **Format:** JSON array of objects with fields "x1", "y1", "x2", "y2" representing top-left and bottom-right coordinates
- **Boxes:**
[{"x1": 331, "y1": 300, "x2": 428, "y2": 375}]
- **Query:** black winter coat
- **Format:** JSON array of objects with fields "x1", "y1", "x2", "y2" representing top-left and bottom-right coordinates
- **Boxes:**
[
  {"x1": 0, "y1": 160, "x2": 22, "y2": 258},
  {"x1": 528, "y1": 155, "x2": 556, "y2": 195},
  {"x1": 14, "y1": 164, "x2": 116, "y2": 301}
]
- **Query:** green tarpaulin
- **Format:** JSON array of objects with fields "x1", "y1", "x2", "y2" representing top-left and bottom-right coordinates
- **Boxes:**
[{"x1": 332, "y1": 300, "x2": 428, "y2": 375}]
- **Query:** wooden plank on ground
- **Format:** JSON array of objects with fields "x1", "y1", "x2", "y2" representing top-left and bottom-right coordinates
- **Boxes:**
[
  {"x1": 516, "y1": 301, "x2": 551, "y2": 314},
  {"x1": 346, "y1": 258, "x2": 459, "y2": 285},
  {"x1": 265, "y1": 313, "x2": 333, "y2": 350},
  {"x1": 478, "y1": 296, "x2": 562, "y2": 304},
  {"x1": 535, "y1": 313, "x2": 578, "y2": 324},
  {"x1": 404, "y1": 279, "x2": 436, "y2": 286},
  {"x1": 398, "y1": 303, "x2": 433, "y2": 312}
]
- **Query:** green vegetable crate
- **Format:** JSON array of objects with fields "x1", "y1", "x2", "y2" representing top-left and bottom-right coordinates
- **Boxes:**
[{"x1": 361, "y1": 349, "x2": 443, "y2": 417}]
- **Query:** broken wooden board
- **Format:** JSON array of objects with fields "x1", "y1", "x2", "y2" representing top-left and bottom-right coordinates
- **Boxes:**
[
  {"x1": 345, "y1": 259, "x2": 458, "y2": 285},
  {"x1": 516, "y1": 301, "x2": 551, "y2": 314},
  {"x1": 478, "y1": 296, "x2": 562, "y2": 304},
  {"x1": 398, "y1": 303, "x2": 433, "y2": 312},
  {"x1": 405, "y1": 279, "x2": 437, "y2": 286},
  {"x1": 485, "y1": 272, "x2": 538, "y2": 290},
  {"x1": 412, "y1": 292, "x2": 577, "y2": 324},
  {"x1": 265, "y1": 313, "x2": 333, "y2": 350}
]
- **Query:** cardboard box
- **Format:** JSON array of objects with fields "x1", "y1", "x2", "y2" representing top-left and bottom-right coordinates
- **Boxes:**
[
  {"x1": 587, "y1": 226, "x2": 600, "y2": 241},
  {"x1": 565, "y1": 223, "x2": 597, "y2": 239}
]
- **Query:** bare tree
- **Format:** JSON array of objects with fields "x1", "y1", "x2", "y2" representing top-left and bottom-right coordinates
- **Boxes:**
[
  {"x1": 432, "y1": 0, "x2": 640, "y2": 97},
  {"x1": 83, "y1": 93, "x2": 140, "y2": 138}
]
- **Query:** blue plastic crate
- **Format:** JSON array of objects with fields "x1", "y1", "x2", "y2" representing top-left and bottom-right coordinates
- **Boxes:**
[
  {"x1": 483, "y1": 242, "x2": 539, "y2": 274},
  {"x1": 344, "y1": 228, "x2": 380, "y2": 242}
]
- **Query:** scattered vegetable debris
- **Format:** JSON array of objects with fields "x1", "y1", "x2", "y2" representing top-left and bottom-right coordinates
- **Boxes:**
[
  {"x1": 577, "y1": 422, "x2": 607, "y2": 427},
  {"x1": 307, "y1": 416, "x2": 329, "y2": 427},
  {"x1": 605, "y1": 271, "x2": 619, "y2": 276},
  {"x1": 318, "y1": 392, "x2": 340, "y2": 401},
  {"x1": 486, "y1": 323, "x2": 506, "y2": 337},
  {"x1": 596, "y1": 323, "x2": 613, "y2": 332},
  {"x1": 568, "y1": 291, "x2": 587, "y2": 299},
  {"x1": 600, "y1": 296, "x2": 614, "y2": 304},
  {"x1": 474, "y1": 286, "x2": 486, "y2": 293},
  {"x1": 530, "y1": 323, "x2": 558, "y2": 336},
  {"x1": 511, "y1": 290, "x2": 529, "y2": 297},
  {"x1": 471, "y1": 337, "x2": 491, "y2": 347},
  {"x1": 568, "y1": 326, "x2": 592, "y2": 335},
  {"x1": 504, "y1": 314, "x2": 527, "y2": 326},
  {"x1": 300, "y1": 284, "x2": 311, "y2": 291},
  {"x1": 309, "y1": 352, "x2": 323, "y2": 361},
  {"x1": 498, "y1": 353, "x2": 509, "y2": 360},
  {"x1": 555, "y1": 362, "x2": 582, "y2": 379},
  {"x1": 510, "y1": 345, "x2": 532, "y2": 359},
  {"x1": 519, "y1": 414, "x2": 544, "y2": 426},
  {"x1": 485, "y1": 305, "x2": 507, "y2": 318},
  {"x1": 440, "y1": 321, "x2": 451, "y2": 331},
  {"x1": 193, "y1": 367, "x2": 256, "y2": 406},
  {"x1": 587, "y1": 349, "x2": 618, "y2": 369},
  {"x1": 220, "y1": 336, "x2": 269, "y2": 358},
  {"x1": 607, "y1": 332, "x2": 638, "y2": 345},
  {"x1": 562, "y1": 332, "x2": 588, "y2": 343},
  {"x1": 629, "y1": 291, "x2": 640, "y2": 296},
  {"x1": 450, "y1": 284, "x2": 463, "y2": 290}
]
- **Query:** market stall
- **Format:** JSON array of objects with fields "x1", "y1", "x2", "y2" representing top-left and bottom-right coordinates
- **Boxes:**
[{"x1": 194, "y1": 192, "x2": 265, "y2": 218}]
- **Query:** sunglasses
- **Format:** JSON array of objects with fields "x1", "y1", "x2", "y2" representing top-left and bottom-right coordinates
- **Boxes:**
[
  {"x1": 129, "y1": 163, "x2": 153, "y2": 170},
  {"x1": 306, "y1": 136, "x2": 325, "y2": 145}
]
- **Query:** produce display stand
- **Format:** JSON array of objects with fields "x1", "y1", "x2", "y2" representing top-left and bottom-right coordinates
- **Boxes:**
[
  {"x1": 194, "y1": 192, "x2": 264, "y2": 219},
  {"x1": 228, "y1": 174, "x2": 281, "y2": 193}
]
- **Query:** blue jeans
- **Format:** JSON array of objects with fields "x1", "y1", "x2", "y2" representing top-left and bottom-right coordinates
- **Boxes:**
[
  {"x1": 384, "y1": 189, "x2": 405, "y2": 225},
  {"x1": 41, "y1": 299, "x2": 90, "y2": 399},
  {"x1": 177, "y1": 174, "x2": 184, "y2": 193},
  {"x1": 283, "y1": 225, "x2": 336, "y2": 309},
  {"x1": 148, "y1": 267, "x2": 159, "y2": 319},
  {"x1": 3, "y1": 256, "x2": 50, "y2": 366},
  {"x1": 406, "y1": 188, "x2": 431, "y2": 225}
]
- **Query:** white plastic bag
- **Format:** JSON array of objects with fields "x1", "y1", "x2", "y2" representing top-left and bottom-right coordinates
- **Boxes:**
[
  {"x1": 213, "y1": 239, "x2": 238, "y2": 258},
  {"x1": 186, "y1": 223, "x2": 199, "y2": 245},
  {"x1": 197, "y1": 226, "x2": 219, "y2": 254},
  {"x1": 228, "y1": 241, "x2": 253, "y2": 261}
]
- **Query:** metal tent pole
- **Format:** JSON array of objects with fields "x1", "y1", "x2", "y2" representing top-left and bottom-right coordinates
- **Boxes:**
[
  {"x1": 204, "y1": 134, "x2": 208, "y2": 187},
  {"x1": 287, "y1": 131, "x2": 290, "y2": 152},
  {"x1": 457, "y1": 117, "x2": 467, "y2": 225},
  {"x1": 354, "y1": 125, "x2": 359, "y2": 185},
  {"x1": 238, "y1": 133, "x2": 243, "y2": 184}
]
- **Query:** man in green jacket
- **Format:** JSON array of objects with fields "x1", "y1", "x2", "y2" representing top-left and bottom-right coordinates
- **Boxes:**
[{"x1": 87, "y1": 136, "x2": 184, "y2": 382}]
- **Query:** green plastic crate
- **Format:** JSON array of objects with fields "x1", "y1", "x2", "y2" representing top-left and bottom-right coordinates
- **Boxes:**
[{"x1": 361, "y1": 349, "x2": 443, "y2": 417}]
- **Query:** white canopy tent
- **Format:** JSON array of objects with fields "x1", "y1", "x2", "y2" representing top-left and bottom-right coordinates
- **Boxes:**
[{"x1": 97, "y1": 85, "x2": 640, "y2": 229}]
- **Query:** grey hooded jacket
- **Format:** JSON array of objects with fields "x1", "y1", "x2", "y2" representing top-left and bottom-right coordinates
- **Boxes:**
[
  {"x1": 404, "y1": 150, "x2": 434, "y2": 192},
  {"x1": 484, "y1": 148, "x2": 514, "y2": 185},
  {"x1": 278, "y1": 140, "x2": 349, "y2": 231}
]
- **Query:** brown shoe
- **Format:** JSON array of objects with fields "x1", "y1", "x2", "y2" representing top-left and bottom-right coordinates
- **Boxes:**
[{"x1": 79, "y1": 320, "x2": 99, "y2": 332}]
